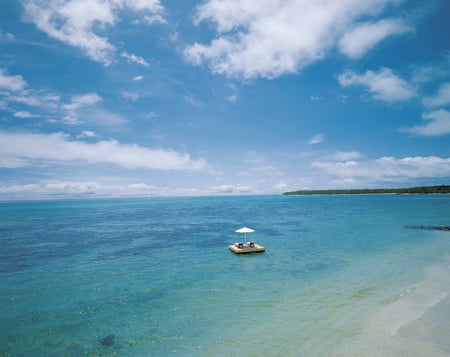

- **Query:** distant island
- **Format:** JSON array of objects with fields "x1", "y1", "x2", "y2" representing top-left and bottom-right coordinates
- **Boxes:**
[{"x1": 283, "y1": 185, "x2": 450, "y2": 196}]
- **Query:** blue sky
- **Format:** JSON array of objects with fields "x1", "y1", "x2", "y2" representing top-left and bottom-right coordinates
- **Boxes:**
[{"x1": 1, "y1": 0, "x2": 450, "y2": 199}]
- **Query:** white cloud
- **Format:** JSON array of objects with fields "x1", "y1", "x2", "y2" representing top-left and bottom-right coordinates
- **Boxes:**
[
  {"x1": 121, "y1": 52, "x2": 150, "y2": 67},
  {"x1": 0, "y1": 180, "x2": 235, "y2": 199},
  {"x1": 62, "y1": 93, "x2": 102, "y2": 110},
  {"x1": 61, "y1": 114, "x2": 82, "y2": 125},
  {"x1": 144, "y1": 112, "x2": 159, "y2": 120},
  {"x1": 59, "y1": 94, "x2": 125, "y2": 126},
  {"x1": 7, "y1": 93, "x2": 57, "y2": 108},
  {"x1": 0, "y1": 157, "x2": 29, "y2": 168},
  {"x1": 23, "y1": 0, "x2": 116, "y2": 65},
  {"x1": 121, "y1": 91, "x2": 139, "y2": 101},
  {"x1": 85, "y1": 108, "x2": 128, "y2": 126},
  {"x1": 0, "y1": 31, "x2": 16, "y2": 41},
  {"x1": 339, "y1": 67, "x2": 416, "y2": 102},
  {"x1": 76, "y1": 130, "x2": 98, "y2": 139},
  {"x1": 375, "y1": 156, "x2": 450, "y2": 180},
  {"x1": 226, "y1": 94, "x2": 238, "y2": 103},
  {"x1": 0, "y1": 180, "x2": 170, "y2": 199},
  {"x1": 23, "y1": 0, "x2": 165, "y2": 65},
  {"x1": 0, "y1": 181, "x2": 99, "y2": 198},
  {"x1": 210, "y1": 184, "x2": 251, "y2": 194},
  {"x1": 273, "y1": 182, "x2": 288, "y2": 191},
  {"x1": 142, "y1": 14, "x2": 167, "y2": 25},
  {"x1": 308, "y1": 134, "x2": 325, "y2": 145},
  {"x1": 0, "y1": 69, "x2": 60, "y2": 112},
  {"x1": 339, "y1": 18, "x2": 412, "y2": 59},
  {"x1": 225, "y1": 82, "x2": 239, "y2": 102},
  {"x1": 133, "y1": 75, "x2": 144, "y2": 81},
  {"x1": 44, "y1": 94, "x2": 61, "y2": 103},
  {"x1": 184, "y1": 95, "x2": 204, "y2": 107},
  {"x1": 0, "y1": 131, "x2": 209, "y2": 171},
  {"x1": 125, "y1": 0, "x2": 164, "y2": 11},
  {"x1": 127, "y1": 182, "x2": 156, "y2": 190},
  {"x1": 185, "y1": 0, "x2": 410, "y2": 79},
  {"x1": 13, "y1": 110, "x2": 39, "y2": 118},
  {"x1": 0, "y1": 180, "x2": 160, "y2": 198},
  {"x1": 8, "y1": 92, "x2": 60, "y2": 109},
  {"x1": 326, "y1": 151, "x2": 363, "y2": 161},
  {"x1": 312, "y1": 155, "x2": 450, "y2": 183},
  {"x1": 422, "y1": 82, "x2": 450, "y2": 108},
  {"x1": 0, "y1": 68, "x2": 27, "y2": 91},
  {"x1": 0, "y1": 71, "x2": 122, "y2": 127},
  {"x1": 40, "y1": 180, "x2": 101, "y2": 194},
  {"x1": 401, "y1": 109, "x2": 450, "y2": 136},
  {"x1": 411, "y1": 54, "x2": 450, "y2": 85},
  {"x1": 0, "y1": 183, "x2": 42, "y2": 195},
  {"x1": 132, "y1": 11, "x2": 167, "y2": 25}
]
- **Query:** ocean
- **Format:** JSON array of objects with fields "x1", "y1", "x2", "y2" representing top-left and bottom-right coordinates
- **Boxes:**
[{"x1": 1, "y1": 194, "x2": 449, "y2": 356}]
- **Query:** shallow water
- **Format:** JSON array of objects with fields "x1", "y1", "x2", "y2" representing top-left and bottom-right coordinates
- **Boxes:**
[{"x1": 1, "y1": 195, "x2": 449, "y2": 356}]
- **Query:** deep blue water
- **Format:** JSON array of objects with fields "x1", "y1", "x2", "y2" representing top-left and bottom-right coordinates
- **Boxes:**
[{"x1": 1, "y1": 195, "x2": 450, "y2": 356}]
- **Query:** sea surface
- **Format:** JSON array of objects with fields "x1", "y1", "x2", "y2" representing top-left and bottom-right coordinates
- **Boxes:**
[{"x1": 1, "y1": 194, "x2": 450, "y2": 356}]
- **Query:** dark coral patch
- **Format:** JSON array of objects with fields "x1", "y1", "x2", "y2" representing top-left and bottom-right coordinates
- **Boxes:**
[{"x1": 99, "y1": 335, "x2": 115, "y2": 346}]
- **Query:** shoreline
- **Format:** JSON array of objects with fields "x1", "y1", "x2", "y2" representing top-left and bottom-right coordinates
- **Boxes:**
[
  {"x1": 283, "y1": 185, "x2": 450, "y2": 196},
  {"x1": 334, "y1": 257, "x2": 450, "y2": 356}
]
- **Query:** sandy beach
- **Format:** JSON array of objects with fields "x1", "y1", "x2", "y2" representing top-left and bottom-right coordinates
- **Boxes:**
[{"x1": 335, "y1": 262, "x2": 450, "y2": 356}]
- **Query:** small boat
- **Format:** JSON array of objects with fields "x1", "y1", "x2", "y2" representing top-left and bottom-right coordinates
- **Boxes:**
[
  {"x1": 229, "y1": 227, "x2": 265, "y2": 254},
  {"x1": 229, "y1": 241, "x2": 265, "y2": 254}
]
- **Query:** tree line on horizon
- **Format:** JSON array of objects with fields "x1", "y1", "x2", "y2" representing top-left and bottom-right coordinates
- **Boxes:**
[{"x1": 283, "y1": 185, "x2": 450, "y2": 196}]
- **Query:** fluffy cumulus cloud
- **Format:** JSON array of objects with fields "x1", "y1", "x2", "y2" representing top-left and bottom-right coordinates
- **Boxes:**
[
  {"x1": 338, "y1": 67, "x2": 416, "y2": 102},
  {"x1": 22, "y1": 0, "x2": 165, "y2": 65},
  {"x1": 338, "y1": 18, "x2": 412, "y2": 59},
  {"x1": 422, "y1": 82, "x2": 450, "y2": 108},
  {"x1": 402, "y1": 109, "x2": 450, "y2": 136},
  {"x1": 0, "y1": 68, "x2": 27, "y2": 91},
  {"x1": 76, "y1": 130, "x2": 98, "y2": 138},
  {"x1": 0, "y1": 131, "x2": 209, "y2": 171},
  {"x1": 312, "y1": 152, "x2": 450, "y2": 184},
  {"x1": 184, "y1": 0, "x2": 411, "y2": 78}
]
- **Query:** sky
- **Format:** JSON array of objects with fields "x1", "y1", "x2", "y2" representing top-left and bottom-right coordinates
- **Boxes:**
[{"x1": 1, "y1": 0, "x2": 450, "y2": 199}]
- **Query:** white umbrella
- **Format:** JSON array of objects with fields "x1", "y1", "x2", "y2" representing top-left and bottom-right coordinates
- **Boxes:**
[{"x1": 235, "y1": 227, "x2": 255, "y2": 241}]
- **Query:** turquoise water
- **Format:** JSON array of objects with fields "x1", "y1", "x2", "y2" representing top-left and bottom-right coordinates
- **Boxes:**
[{"x1": 1, "y1": 195, "x2": 450, "y2": 356}]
